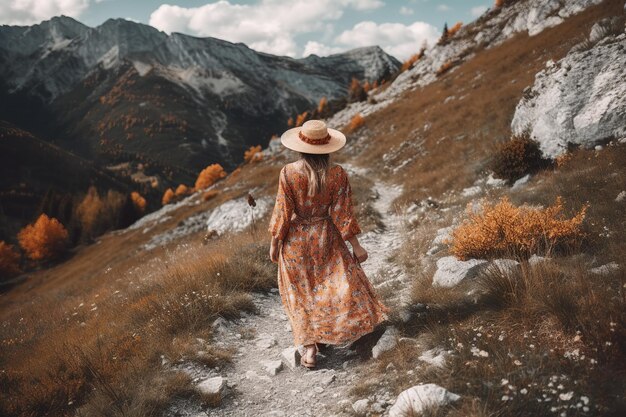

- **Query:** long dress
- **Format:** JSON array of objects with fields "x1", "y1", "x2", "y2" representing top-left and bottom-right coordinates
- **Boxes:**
[{"x1": 268, "y1": 161, "x2": 389, "y2": 346}]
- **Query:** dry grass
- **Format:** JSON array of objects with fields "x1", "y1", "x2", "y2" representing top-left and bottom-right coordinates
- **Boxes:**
[{"x1": 0, "y1": 231, "x2": 276, "y2": 416}]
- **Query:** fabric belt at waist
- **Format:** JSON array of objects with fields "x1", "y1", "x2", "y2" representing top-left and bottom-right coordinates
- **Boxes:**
[{"x1": 291, "y1": 214, "x2": 331, "y2": 225}]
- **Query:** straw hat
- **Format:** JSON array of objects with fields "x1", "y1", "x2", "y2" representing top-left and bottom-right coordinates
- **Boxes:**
[{"x1": 280, "y1": 120, "x2": 346, "y2": 154}]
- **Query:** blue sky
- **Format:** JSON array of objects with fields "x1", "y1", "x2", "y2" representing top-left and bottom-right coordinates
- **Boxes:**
[{"x1": 0, "y1": 1, "x2": 493, "y2": 59}]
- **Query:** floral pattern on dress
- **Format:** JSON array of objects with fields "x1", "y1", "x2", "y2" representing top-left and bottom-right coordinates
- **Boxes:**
[{"x1": 268, "y1": 162, "x2": 389, "y2": 346}]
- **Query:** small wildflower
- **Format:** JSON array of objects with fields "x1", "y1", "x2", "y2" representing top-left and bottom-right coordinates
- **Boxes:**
[
  {"x1": 520, "y1": 388, "x2": 528, "y2": 395},
  {"x1": 559, "y1": 392, "x2": 574, "y2": 401},
  {"x1": 514, "y1": 359, "x2": 522, "y2": 366},
  {"x1": 501, "y1": 378, "x2": 509, "y2": 386}
]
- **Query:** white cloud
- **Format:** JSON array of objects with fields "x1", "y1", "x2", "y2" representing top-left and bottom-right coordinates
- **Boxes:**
[
  {"x1": 399, "y1": 6, "x2": 414, "y2": 15},
  {"x1": 0, "y1": 0, "x2": 90, "y2": 26},
  {"x1": 437, "y1": 4, "x2": 451, "y2": 12},
  {"x1": 470, "y1": 5, "x2": 488, "y2": 17},
  {"x1": 335, "y1": 20, "x2": 439, "y2": 60},
  {"x1": 303, "y1": 41, "x2": 344, "y2": 57},
  {"x1": 149, "y1": 0, "x2": 386, "y2": 57}
]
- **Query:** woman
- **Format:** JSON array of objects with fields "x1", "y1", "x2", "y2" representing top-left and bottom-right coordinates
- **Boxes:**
[{"x1": 268, "y1": 119, "x2": 389, "y2": 369}]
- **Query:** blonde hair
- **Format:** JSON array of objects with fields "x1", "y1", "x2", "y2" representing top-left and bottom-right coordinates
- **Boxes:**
[{"x1": 300, "y1": 152, "x2": 330, "y2": 197}]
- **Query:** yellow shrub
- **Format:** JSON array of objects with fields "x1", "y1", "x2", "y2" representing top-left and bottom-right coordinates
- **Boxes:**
[
  {"x1": 17, "y1": 214, "x2": 69, "y2": 261},
  {"x1": 194, "y1": 164, "x2": 227, "y2": 190},
  {"x1": 244, "y1": 145, "x2": 263, "y2": 163},
  {"x1": 0, "y1": 241, "x2": 21, "y2": 279},
  {"x1": 130, "y1": 191, "x2": 147, "y2": 214},
  {"x1": 436, "y1": 60, "x2": 454, "y2": 76},
  {"x1": 175, "y1": 184, "x2": 190, "y2": 197},
  {"x1": 162, "y1": 188, "x2": 175, "y2": 205},
  {"x1": 450, "y1": 196, "x2": 588, "y2": 260},
  {"x1": 346, "y1": 113, "x2": 365, "y2": 133}
]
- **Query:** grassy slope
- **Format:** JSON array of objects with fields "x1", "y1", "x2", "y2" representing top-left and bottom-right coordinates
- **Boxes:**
[{"x1": 1, "y1": 0, "x2": 625, "y2": 415}]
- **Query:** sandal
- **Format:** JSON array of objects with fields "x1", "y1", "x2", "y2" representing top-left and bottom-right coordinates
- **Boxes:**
[{"x1": 300, "y1": 343, "x2": 318, "y2": 369}]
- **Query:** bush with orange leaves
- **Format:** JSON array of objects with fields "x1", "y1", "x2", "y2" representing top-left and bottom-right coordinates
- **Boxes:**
[
  {"x1": 295, "y1": 111, "x2": 309, "y2": 127},
  {"x1": 175, "y1": 184, "x2": 191, "y2": 197},
  {"x1": 244, "y1": 145, "x2": 263, "y2": 163},
  {"x1": 317, "y1": 97, "x2": 327, "y2": 114},
  {"x1": 18, "y1": 214, "x2": 69, "y2": 261},
  {"x1": 346, "y1": 113, "x2": 365, "y2": 133},
  {"x1": 130, "y1": 191, "x2": 147, "y2": 214},
  {"x1": 450, "y1": 196, "x2": 588, "y2": 260},
  {"x1": 0, "y1": 241, "x2": 21, "y2": 279},
  {"x1": 495, "y1": 0, "x2": 505, "y2": 7},
  {"x1": 162, "y1": 188, "x2": 175, "y2": 205},
  {"x1": 447, "y1": 22, "x2": 463, "y2": 37},
  {"x1": 436, "y1": 60, "x2": 455, "y2": 76},
  {"x1": 195, "y1": 164, "x2": 227, "y2": 190}
]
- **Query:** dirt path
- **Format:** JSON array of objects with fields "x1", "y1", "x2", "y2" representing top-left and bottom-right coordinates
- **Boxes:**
[{"x1": 170, "y1": 172, "x2": 405, "y2": 417}]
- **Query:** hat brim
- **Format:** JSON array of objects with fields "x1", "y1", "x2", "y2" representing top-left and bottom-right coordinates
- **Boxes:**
[{"x1": 280, "y1": 127, "x2": 346, "y2": 154}]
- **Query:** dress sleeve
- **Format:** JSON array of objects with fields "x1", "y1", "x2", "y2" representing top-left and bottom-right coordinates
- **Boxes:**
[
  {"x1": 330, "y1": 167, "x2": 362, "y2": 241},
  {"x1": 268, "y1": 166, "x2": 294, "y2": 241}
]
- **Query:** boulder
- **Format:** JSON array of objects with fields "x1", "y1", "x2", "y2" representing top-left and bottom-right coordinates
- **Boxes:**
[
  {"x1": 352, "y1": 398, "x2": 370, "y2": 416},
  {"x1": 281, "y1": 346, "x2": 301, "y2": 370},
  {"x1": 432, "y1": 256, "x2": 488, "y2": 287},
  {"x1": 589, "y1": 262, "x2": 620, "y2": 275},
  {"x1": 372, "y1": 326, "x2": 399, "y2": 359},
  {"x1": 511, "y1": 34, "x2": 626, "y2": 157},
  {"x1": 197, "y1": 376, "x2": 227, "y2": 398},
  {"x1": 261, "y1": 359, "x2": 283, "y2": 376},
  {"x1": 389, "y1": 384, "x2": 460, "y2": 417}
]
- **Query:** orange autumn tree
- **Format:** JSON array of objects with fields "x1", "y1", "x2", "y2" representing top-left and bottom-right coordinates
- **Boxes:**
[
  {"x1": 317, "y1": 97, "x2": 327, "y2": 113},
  {"x1": 0, "y1": 241, "x2": 21, "y2": 279},
  {"x1": 244, "y1": 145, "x2": 263, "y2": 163},
  {"x1": 450, "y1": 196, "x2": 588, "y2": 260},
  {"x1": 18, "y1": 214, "x2": 69, "y2": 261},
  {"x1": 447, "y1": 22, "x2": 463, "y2": 37},
  {"x1": 175, "y1": 184, "x2": 191, "y2": 197},
  {"x1": 346, "y1": 113, "x2": 365, "y2": 133},
  {"x1": 130, "y1": 191, "x2": 147, "y2": 214},
  {"x1": 195, "y1": 164, "x2": 227, "y2": 190},
  {"x1": 162, "y1": 188, "x2": 175, "y2": 205},
  {"x1": 295, "y1": 111, "x2": 309, "y2": 127}
]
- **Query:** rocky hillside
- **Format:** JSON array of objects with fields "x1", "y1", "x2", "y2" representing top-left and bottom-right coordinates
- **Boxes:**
[
  {"x1": 1, "y1": 0, "x2": 624, "y2": 416},
  {"x1": 0, "y1": 16, "x2": 399, "y2": 181}
]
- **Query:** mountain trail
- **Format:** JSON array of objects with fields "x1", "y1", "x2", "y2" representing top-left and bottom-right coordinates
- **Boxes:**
[{"x1": 169, "y1": 170, "x2": 407, "y2": 417}]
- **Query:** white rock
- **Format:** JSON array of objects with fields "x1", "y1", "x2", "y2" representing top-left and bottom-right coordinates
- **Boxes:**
[
  {"x1": 486, "y1": 174, "x2": 507, "y2": 187},
  {"x1": 389, "y1": 384, "x2": 460, "y2": 417},
  {"x1": 352, "y1": 398, "x2": 370, "y2": 416},
  {"x1": 512, "y1": 174, "x2": 531, "y2": 189},
  {"x1": 461, "y1": 185, "x2": 483, "y2": 197},
  {"x1": 256, "y1": 334, "x2": 277, "y2": 349},
  {"x1": 488, "y1": 259, "x2": 521, "y2": 274},
  {"x1": 512, "y1": 34, "x2": 626, "y2": 157},
  {"x1": 281, "y1": 346, "x2": 301, "y2": 370},
  {"x1": 528, "y1": 254, "x2": 549, "y2": 266},
  {"x1": 589, "y1": 262, "x2": 620, "y2": 275},
  {"x1": 418, "y1": 348, "x2": 449, "y2": 368},
  {"x1": 427, "y1": 226, "x2": 454, "y2": 256},
  {"x1": 197, "y1": 376, "x2": 227, "y2": 397},
  {"x1": 261, "y1": 359, "x2": 283, "y2": 376},
  {"x1": 372, "y1": 326, "x2": 399, "y2": 359},
  {"x1": 432, "y1": 256, "x2": 488, "y2": 288},
  {"x1": 615, "y1": 191, "x2": 626, "y2": 202}
]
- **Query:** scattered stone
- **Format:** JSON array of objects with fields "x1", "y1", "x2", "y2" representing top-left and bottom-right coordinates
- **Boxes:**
[
  {"x1": 427, "y1": 226, "x2": 454, "y2": 256},
  {"x1": 461, "y1": 185, "x2": 482, "y2": 197},
  {"x1": 197, "y1": 376, "x2": 227, "y2": 398},
  {"x1": 371, "y1": 401, "x2": 387, "y2": 413},
  {"x1": 281, "y1": 346, "x2": 301, "y2": 370},
  {"x1": 432, "y1": 256, "x2": 488, "y2": 287},
  {"x1": 256, "y1": 334, "x2": 277, "y2": 349},
  {"x1": 386, "y1": 362, "x2": 396, "y2": 371},
  {"x1": 372, "y1": 326, "x2": 399, "y2": 359},
  {"x1": 389, "y1": 384, "x2": 460, "y2": 417},
  {"x1": 488, "y1": 258, "x2": 521, "y2": 274},
  {"x1": 615, "y1": 191, "x2": 626, "y2": 202},
  {"x1": 589, "y1": 262, "x2": 620, "y2": 275},
  {"x1": 512, "y1": 174, "x2": 531, "y2": 189},
  {"x1": 261, "y1": 360, "x2": 283, "y2": 376},
  {"x1": 486, "y1": 174, "x2": 507, "y2": 187},
  {"x1": 528, "y1": 254, "x2": 549, "y2": 266},
  {"x1": 418, "y1": 347, "x2": 449, "y2": 368},
  {"x1": 352, "y1": 398, "x2": 370, "y2": 416},
  {"x1": 320, "y1": 373, "x2": 336, "y2": 386},
  {"x1": 313, "y1": 386, "x2": 324, "y2": 394}
]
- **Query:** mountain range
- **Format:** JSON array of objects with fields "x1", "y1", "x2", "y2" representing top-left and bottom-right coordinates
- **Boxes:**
[{"x1": 0, "y1": 16, "x2": 400, "y2": 240}]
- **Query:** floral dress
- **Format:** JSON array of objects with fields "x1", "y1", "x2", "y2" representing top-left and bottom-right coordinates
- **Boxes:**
[{"x1": 268, "y1": 161, "x2": 389, "y2": 346}]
